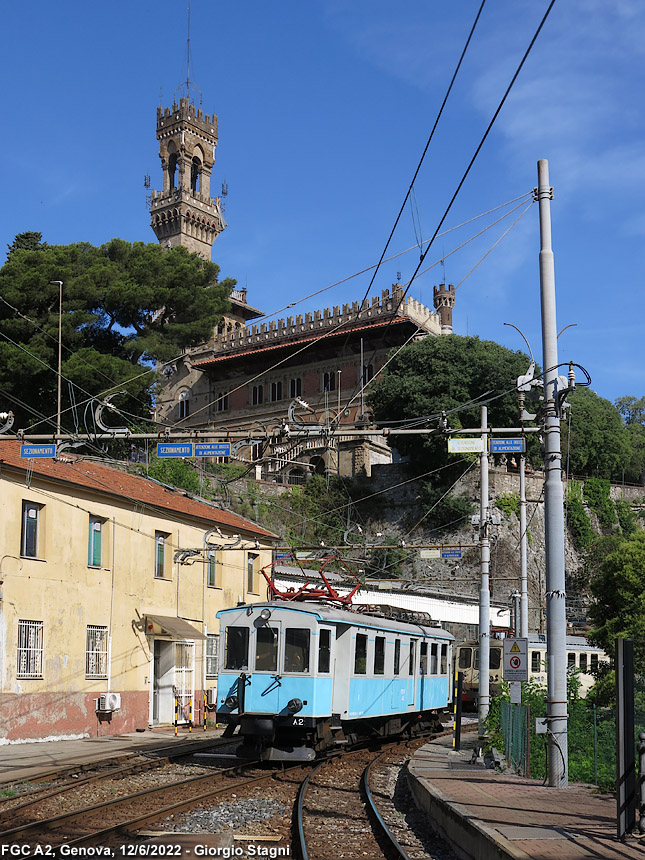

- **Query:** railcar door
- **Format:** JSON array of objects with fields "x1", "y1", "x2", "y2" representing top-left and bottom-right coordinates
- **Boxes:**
[
  {"x1": 407, "y1": 639, "x2": 417, "y2": 708},
  {"x1": 250, "y1": 620, "x2": 283, "y2": 714}
]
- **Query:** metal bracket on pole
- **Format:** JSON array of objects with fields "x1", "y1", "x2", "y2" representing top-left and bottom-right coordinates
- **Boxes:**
[
  {"x1": 95, "y1": 392, "x2": 130, "y2": 437},
  {"x1": 0, "y1": 411, "x2": 14, "y2": 435}
]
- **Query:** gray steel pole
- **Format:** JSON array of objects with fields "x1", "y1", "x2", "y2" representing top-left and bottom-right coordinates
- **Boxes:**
[
  {"x1": 537, "y1": 158, "x2": 568, "y2": 787},
  {"x1": 478, "y1": 405, "x2": 491, "y2": 734},
  {"x1": 520, "y1": 453, "x2": 529, "y2": 637}
]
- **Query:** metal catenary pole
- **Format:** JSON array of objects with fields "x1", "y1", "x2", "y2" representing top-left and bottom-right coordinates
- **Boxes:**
[
  {"x1": 537, "y1": 158, "x2": 568, "y2": 787},
  {"x1": 519, "y1": 452, "x2": 529, "y2": 637},
  {"x1": 478, "y1": 405, "x2": 491, "y2": 735}
]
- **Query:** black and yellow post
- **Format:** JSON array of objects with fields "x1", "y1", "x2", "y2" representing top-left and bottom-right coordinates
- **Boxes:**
[
  {"x1": 452, "y1": 671, "x2": 463, "y2": 751},
  {"x1": 203, "y1": 692, "x2": 207, "y2": 731},
  {"x1": 174, "y1": 695, "x2": 178, "y2": 737},
  {"x1": 189, "y1": 697, "x2": 193, "y2": 733}
]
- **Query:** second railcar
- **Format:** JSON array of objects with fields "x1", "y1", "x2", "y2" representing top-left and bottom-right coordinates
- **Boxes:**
[{"x1": 216, "y1": 601, "x2": 453, "y2": 761}]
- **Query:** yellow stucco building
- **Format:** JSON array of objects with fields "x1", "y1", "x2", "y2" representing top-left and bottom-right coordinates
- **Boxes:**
[{"x1": 0, "y1": 442, "x2": 276, "y2": 741}]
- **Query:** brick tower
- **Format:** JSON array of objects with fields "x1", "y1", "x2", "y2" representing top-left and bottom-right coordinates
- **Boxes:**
[
  {"x1": 150, "y1": 98, "x2": 226, "y2": 259},
  {"x1": 433, "y1": 283, "x2": 456, "y2": 334}
]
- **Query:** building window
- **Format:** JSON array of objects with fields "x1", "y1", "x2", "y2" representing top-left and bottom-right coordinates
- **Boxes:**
[
  {"x1": 362, "y1": 363, "x2": 374, "y2": 384},
  {"x1": 270, "y1": 381, "x2": 282, "y2": 402},
  {"x1": 579, "y1": 652, "x2": 588, "y2": 673},
  {"x1": 17, "y1": 620, "x2": 44, "y2": 679},
  {"x1": 216, "y1": 392, "x2": 229, "y2": 412},
  {"x1": 88, "y1": 516, "x2": 103, "y2": 568},
  {"x1": 591, "y1": 653, "x2": 599, "y2": 672},
  {"x1": 207, "y1": 551, "x2": 217, "y2": 587},
  {"x1": 178, "y1": 391, "x2": 190, "y2": 419},
  {"x1": 247, "y1": 552, "x2": 259, "y2": 593},
  {"x1": 322, "y1": 371, "x2": 336, "y2": 392},
  {"x1": 86, "y1": 625, "x2": 108, "y2": 678},
  {"x1": 206, "y1": 634, "x2": 219, "y2": 678},
  {"x1": 155, "y1": 531, "x2": 170, "y2": 579},
  {"x1": 251, "y1": 385, "x2": 263, "y2": 405},
  {"x1": 251, "y1": 442, "x2": 263, "y2": 462},
  {"x1": 21, "y1": 501, "x2": 42, "y2": 559},
  {"x1": 289, "y1": 377, "x2": 302, "y2": 398}
]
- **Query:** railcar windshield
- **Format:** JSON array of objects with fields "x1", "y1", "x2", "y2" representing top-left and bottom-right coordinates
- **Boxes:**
[
  {"x1": 255, "y1": 625, "x2": 278, "y2": 672},
  {"x1": 318, "y1": 628, "x2": 331, "y2": 673},
  {"x1": 458, "y1": 647, "x2": 472, "y2": 669},
  {"x1": 490, "y1": 648, "x2": 501, "y2": 670},
  {"x1": 224, "y1": 626, "x2": 249, "y2": 670},
  {"x1": 284, "y1": 628, "x2": 310, "y2": 673}
]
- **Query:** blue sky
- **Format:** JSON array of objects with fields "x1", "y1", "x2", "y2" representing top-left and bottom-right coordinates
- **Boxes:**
[{"x1": 1, "y1": 0, "x2": 643, "y2": 406}]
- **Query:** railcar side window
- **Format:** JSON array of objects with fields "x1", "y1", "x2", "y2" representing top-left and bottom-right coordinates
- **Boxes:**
[
  {"x1": 354, "y1": 633, "x2": 367, "y2": 674},
  {"x1": 474, "y1": 648, "x2": 480, "y2": 670},
  {"x1": 567, "y1": 652, "x2": 576, "y2": 668},
  {"x1": 490, "y1": 648, "x2": 501, "y2": 670},
  {"x1": 591, "y1": 653, "x2": 598, "y2": 672},
  {"x1": 284, "y1": 628, "x2": 310, "y2": 672},
  {"x1": 393, "y1": 639, "x2": 401, "y2": 675},
  {"x1": 531, "y1": 651, "x2": 541, "y2": 673},
  {"x1": 579, "y1": 653, "x2": 588, "y2": 673},
  {"x1": 374, "y1": 636, "x2": 385, "y2": 675},
  {"x1": 318, "y1": 629, "x2": 331, "y2": 673},
  {"x1": 255, "y1": 626, "x2": 278, "y2": 672},
  {"x1": 409, "y1": 640, "x2": 416, "y2": 676},
  {"x1": 440, "y1": 644, "x2": 448, "y2": 674},
  {"x1": 458, "y1": 648, "x2": 472, "y2": 669},
  {"x1": 430, "y1": 643, "x2": 438, "y2": 674},
  {"x1": 224, "y1": 627, "x2": 249, "y2": 670},
  {"x1": 420, "y1": 642, "x2": 428, "y2": 675}
]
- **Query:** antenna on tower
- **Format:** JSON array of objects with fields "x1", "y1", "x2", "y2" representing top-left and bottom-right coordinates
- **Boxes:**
[
  {"x1": 174, "y1": 1, "x2": 202, "y2": 104},
  {"x1": 143, "y1": 174, "x2": 151, "y2": 210}
]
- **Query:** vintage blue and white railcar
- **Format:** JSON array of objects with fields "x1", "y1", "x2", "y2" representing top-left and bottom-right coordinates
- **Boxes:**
[{"x1": 216, "y1": 601, "x2": 454, "y2": 761}]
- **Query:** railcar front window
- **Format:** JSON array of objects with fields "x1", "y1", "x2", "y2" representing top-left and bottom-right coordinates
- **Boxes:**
[
  {"x1": 318, "y1": 629, "x2": 331, "y2": 673},
  {"x1": 490, "y1": 649, "x2": 501, "y2": 670},
  {"x1": 393, "y1": 639, "x2": 401, "y2": 675},
  {"x1": 440, "y1": 644, "x2": 448, "y2": 674},
  {"x1": 531, "y1": 651, "x2": 541, "y2": 673},
  {"x1": 474, "y1": 648, "x2": 480, "y2": 670},
  {"x1": 458, "y1": 648, "x2": 472, "y2": 669},
  {"x1": 224, "y1": 627, "x2": 249, "y2": 670},
  {"x1": 409, "y1": 640, "x2": 416, "y2": 675},
  {"x1": 420, "y1": 642, "x2": 428, "y2": 675},
  {"x1": 430, "y1": 643, "x2": 438, "y2": 674},
  {"x1": 354, "y1": 633, "x2": 367, "y2": 675},
  {"x1": 284, "y1": 628, "x2": 310, "y2": 672},
  {"x1": 374, "y1": 636, "x2": 385, "y2": 675},
  {"x1": 255, "y1": 626, "x2": 278, "y2": 672}
]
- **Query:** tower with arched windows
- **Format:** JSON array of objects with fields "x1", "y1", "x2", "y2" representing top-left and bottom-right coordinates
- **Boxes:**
[{"x1": 150, "y1": 97, "x2": 226, "y2": 259}]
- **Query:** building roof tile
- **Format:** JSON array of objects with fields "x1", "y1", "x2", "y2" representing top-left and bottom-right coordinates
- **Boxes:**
[{"x1": 0, "y1": 441, "x2": 277, "y2": 540}]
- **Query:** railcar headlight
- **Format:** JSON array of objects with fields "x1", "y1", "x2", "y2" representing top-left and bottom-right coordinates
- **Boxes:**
[
  {"x1": 225, "y1": 695, "x2": 239, "y2": 710},
  {"x1": 287, "y1": 698, "x2": 303, "y2": 714},
  {"x1": 260, "y1": 608, "x2": 272, "y2": 620}
]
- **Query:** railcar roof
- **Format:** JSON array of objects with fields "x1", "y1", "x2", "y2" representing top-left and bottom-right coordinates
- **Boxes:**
[
  {"x1": 457, "y1": 636, "x2": 605, "y2": 652},
  {"x1": 217, "y1": 601, "x2": 454, "y2": 640}
]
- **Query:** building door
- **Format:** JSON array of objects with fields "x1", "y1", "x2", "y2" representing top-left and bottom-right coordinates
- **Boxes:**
[
  {"x1": 175, "y1": 641, "x2": 195, "y2": 724},
  {"x1": 152, "y1": 639, "x2": 176, "y2": 725}
]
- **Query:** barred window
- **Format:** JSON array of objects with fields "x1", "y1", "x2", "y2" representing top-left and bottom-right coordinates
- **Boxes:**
[
  {"x1": 86, "y1": 625, "x2": 108, "y2": 678},
  {"x1": 17, "y1": 620, "x2": 43, "y2": 679},
  {"x1": 207, "y1": 551, "x2": 217, "y2": 588},
  {"x1": 206, "y1": 634, "x2": 219, "y2": 678}
]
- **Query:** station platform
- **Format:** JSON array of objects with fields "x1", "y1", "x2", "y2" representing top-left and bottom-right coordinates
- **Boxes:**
[
  {"x1": 409, "y1": 732, "x2": 644, "y2": 860},
  {"x1": 0, "y1": 728, "x2": 224, "y2": 785}
]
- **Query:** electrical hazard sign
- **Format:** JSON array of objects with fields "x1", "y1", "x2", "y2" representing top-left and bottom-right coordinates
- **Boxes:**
[{"x1": 503, "y1": 637, "x2": 528, "y2": 682}]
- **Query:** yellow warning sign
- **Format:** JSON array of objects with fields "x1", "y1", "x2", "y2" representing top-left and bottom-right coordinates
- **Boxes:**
[{"x1": 510, "y1": 642, "x2": 521, "y2": 653}]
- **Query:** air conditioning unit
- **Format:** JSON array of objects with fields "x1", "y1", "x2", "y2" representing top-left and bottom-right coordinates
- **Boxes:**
[
  {"x1": 205, "y1": 689, "x2": 217, "y2": 707},
  {"x1": 98, "y1": 692, "x2": 122, "y2": 712}
]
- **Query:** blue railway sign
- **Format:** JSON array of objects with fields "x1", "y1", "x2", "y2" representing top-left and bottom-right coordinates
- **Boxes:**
[
  {"x1": 20, "y1": 444, "x2": 56, "y2": 459},
  {"x1": 490, "y1": 437, "x2": 525, "y2": 454},
  {"x1": 194, "y1": 442, "x2": 231, "y2": 457},
  {"x1": 441, "y1": 549, "x2": 462, "y2": 559},
  {"x1": 157, "y1": 443, "x2": 193, "y2": 458}
]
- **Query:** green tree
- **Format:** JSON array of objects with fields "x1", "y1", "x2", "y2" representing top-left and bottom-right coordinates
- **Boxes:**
[
  {"x1": 368, "y1": 335, "x2": 537, "y2": 473},
  {"x1": 563, "y1": 389, "x2": 633, "y2": 482},
  {"x1": 588, "y1": 531, "x2": 645, "y2": 654},
  {"x1": 0, "y1": 235, "x2": 232, "y2": 429}
]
